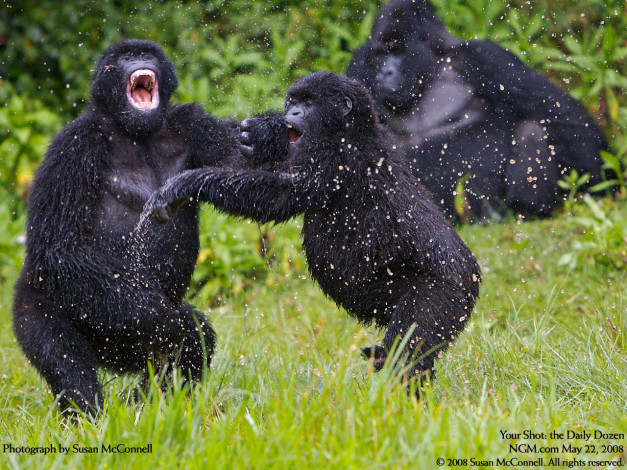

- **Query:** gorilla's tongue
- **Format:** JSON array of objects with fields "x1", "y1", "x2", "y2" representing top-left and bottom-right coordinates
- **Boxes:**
[
  {"x1": 132, "y1": 87, "x2": 152, "y2": 103},
  {"x1": 128, "y1": 69, "x2": 158, "y2": 109},
  {"x1": 288, "y1": 129, "x2": 301, "y2": 144}
]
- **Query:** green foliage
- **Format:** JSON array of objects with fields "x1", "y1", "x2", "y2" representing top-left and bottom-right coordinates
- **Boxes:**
[
  {"x1": 546, "y1": 21, "x2": 627, "y2": 138},
  {"x1": 1, "y1": 198, "x2": 626, "y2": 469},
  {"x1": 190, "y1": 209, "x2": 306, "y2": 305},
  {"x1": 0, "y1": 82, "x2": 61, "y2": 213},
  {"x1": 0, "y1": 199, "x2": 25, "y2": 285},
  {"x1": 557, "y1": 169, "x2": 591, "y2": 208},
  {"x1": 558, "y1": 195, "x2": 627, "y2": 272},
  {"x1": 191, "y1": 209, "x2": 270, "y2": 305},
  {"x1": 590, "y1": 147, "x2": 627, "y2": 196},
  {"x1": 453, "y1": 172, "x2": 472, "y2": 223},
  {"x1": 0, "y1": 1, "x2": 385, "y2": 120}
]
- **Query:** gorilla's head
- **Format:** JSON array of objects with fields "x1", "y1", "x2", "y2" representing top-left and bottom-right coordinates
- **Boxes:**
[
  {"x1": 91, "y1": 39, "x2": 178, "y2": 135},
  {"x1": 369, "y1": 0, "x2": 459, "y2": 113},
  {"x1": 283, "y1": 72, "x2": 378, "y2": 149}
]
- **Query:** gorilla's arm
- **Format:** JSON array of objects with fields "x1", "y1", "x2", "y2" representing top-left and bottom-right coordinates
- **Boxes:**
[
  {"x1": 26, "y1": 120, "x2": 183, "y2": 345},
  {"x1": 449, "y1": 40, "x2": 587, "y2": 120},
  {"x1": 168, "y1": 103, "x2": 245, "y2": 169},
  {"x1": 144, "y1": 166, "x2": 312, "y2": 225},
  {"x1": 450, "y1": 40, "x2": 609, "y2": 181}
]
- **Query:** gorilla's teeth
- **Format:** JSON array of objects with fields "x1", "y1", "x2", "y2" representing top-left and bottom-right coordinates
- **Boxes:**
[{"x1": 286, "y1": 123, "x2": 293, "y2": 128}]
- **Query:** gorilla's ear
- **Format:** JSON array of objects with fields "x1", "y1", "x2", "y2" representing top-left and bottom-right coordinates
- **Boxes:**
[{"x1": 342, "y1": 96, "x2": 353, "y2": 116}]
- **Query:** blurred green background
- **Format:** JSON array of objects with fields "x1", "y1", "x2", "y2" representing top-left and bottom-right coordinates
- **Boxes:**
[
  {"x1": 0, "y1": 4, "x2": 626, "y2": 466},
  {"x1": 0, "y1": 0, "x2": 625, "y2": 299}
]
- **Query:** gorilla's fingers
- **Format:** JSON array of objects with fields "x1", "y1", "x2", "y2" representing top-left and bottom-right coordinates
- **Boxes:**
[
  {"x1": 144, "y1": 192, "x2": 172, "y2": 224},
  {"x1": 151, "y1": 206, "x2": 171, "y2": 224},
  {"x1": 241, "y1": 131, "x2": 252, "y2": 146},
  {"x1": 170, "y1": 196, "x2": 190, "y2": 214},
  {"x1": 241, "y1": 118, "x2": 253, "y2": 132},
  {"x1": 241, "y1": 145, "x2": 254, "y2": 159},
  {"x1": 361, "y1": 345, "x2": 388, "y2": 371}
]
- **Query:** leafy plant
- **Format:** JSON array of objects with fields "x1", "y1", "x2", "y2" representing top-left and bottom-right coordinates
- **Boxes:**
[
  {"x1": 557, "y1": 169, "x2": 591, "y2": 208},
  {"x1": 453, "y1": 173, "x2": 473, "y2": 224},
  {"x1": 190, "y1": 209, "x2": 270, "y2": 305},
  {"x1": 590, "y1": 146, "x2": 627, "y2": 196},
  {"x1": 546, "y1": 24, "x2": 627, "y2": 136},
  {"x1": 558, "y1": 195, "x2": 627, "y2": 271},
  {"x1": 0, "y1": 82, "x2": 61, "y2": 214},
  {"x1": 190, "y1": 209, "x2": 305, "y2": 305},
  {"x1": 0, "y1": 198, "x2": 26, "y2": 284}
]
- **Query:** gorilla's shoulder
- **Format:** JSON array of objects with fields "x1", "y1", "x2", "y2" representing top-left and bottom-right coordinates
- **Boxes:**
[
  {"x1": 166, "y1": 103, "x2": 237, "y2": 133},
  {"x1": 47, "y1": 113, "x2": 108, "y2": 152},
  {"x1": 166, "y1": 102, "x2": 206, "y2": 121},
  {"x1": 451, "y1": 39, "x2": 526, "y2": 69}
]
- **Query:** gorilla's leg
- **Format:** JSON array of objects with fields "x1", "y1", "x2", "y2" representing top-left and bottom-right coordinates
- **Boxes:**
[
  {"x1": 172, "y1": 303, "x2": 216, "y2": 383},
  {"x1": 115, "y1": 304, "x2": 215, "y2": 397},
  {"x1": 13, "y1": 286, "x2": 102, "y2": 414},
  {"x1": 97, "y1": 336, "x2": 151, "y2": 374},
  {"x1": 366, "y1": 279, "x2": 472, "y2": 388},
  {"x1": 505, "y1": 120, "x2": 559, "y2": 216}
]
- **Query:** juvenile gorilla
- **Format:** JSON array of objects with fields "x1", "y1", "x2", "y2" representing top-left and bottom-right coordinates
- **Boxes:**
[
  {"x1": 13, "y1": 40, "x2": 242, "y2": 414},
  {"x1": 347, "y1": 0, "x2": 609, "y2": 221},
  {"x1": 145, "y1": 72, "x2": 481, "y2": 389}
]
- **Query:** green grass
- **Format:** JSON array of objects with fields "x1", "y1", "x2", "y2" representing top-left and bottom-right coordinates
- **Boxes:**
[
  {"x1": 1, "y1": 0, "x2": 625, "y2": 467},
  {"x1": 0, "y1": 197, "x2": 625, "y2": 469}
]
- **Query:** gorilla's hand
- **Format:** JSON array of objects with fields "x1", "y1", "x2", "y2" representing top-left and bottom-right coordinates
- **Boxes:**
[
  {"x1": 144, "y1": 190, "x2": 177, "y2": 223},
  {"x1": 240, "y1": 113, "x2": 290, "y2": 168},
  {"x1": 144, "y1": 172, "x2": 199, "y2": 223},
  {"x1": 239, "y1": 118, "x2": 260, "y2": 160},
  {"x1": 360, "y1": 345, "x2": 388, "y2": 372}
]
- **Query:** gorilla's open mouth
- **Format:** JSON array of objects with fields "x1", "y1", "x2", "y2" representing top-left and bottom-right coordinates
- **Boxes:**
[
  {"x1": 286, "y1": 123, "x2": 303, "y2": 145},
  {"x1": 127, "y1": 69, "x2": 159, "y2": 110}
]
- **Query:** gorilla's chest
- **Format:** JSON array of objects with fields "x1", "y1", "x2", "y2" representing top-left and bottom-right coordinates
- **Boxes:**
[
  {"x1": 97, "y1": 132, "x2": 190, "y2": 230},
  {"x1": 385, "y1": 68, "x2": 485, "y2": 148},
  {"x1": 303, "y1": 207, "x2": 376, "y2": 300}
]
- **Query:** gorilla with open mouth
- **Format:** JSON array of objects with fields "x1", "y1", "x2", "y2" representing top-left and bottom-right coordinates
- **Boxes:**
[{"x1": 13, "y1": 39, "x2": 243, "y2": 415}]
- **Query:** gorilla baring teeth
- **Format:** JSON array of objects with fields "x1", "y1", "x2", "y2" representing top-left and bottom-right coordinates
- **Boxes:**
[
  {"x1": 144, "y1": 71, "x2": 481, "y2": 396},
  {"x1": 285, "y1": 123, "x2": 302, "y2": 145},
  {"x1": 127, "y1": 69, "x2": 159, "y2": 110},
  {"x1": 13, "y1": 39, "x2": 244, "y2": 416}
]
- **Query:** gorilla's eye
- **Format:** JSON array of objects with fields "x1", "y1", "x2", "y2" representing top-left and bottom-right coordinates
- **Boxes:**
[
  {"x1": 374, "y1": 45, "x2": 386, "y2": 56},
  {"x1": 388, "y1": 41, "x2": 404, "y2": 54}
]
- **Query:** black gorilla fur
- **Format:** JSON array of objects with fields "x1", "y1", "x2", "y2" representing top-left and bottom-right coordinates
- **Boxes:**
[
  {"x1": 145, "y1": 72, "x2": 481, "y2": 389},
  {"x1": 13, "y1": 39, "x2": 242, "y2": 414},
  {"x1": 347, "y1": 0, "x2": 609, "y2": 221}
]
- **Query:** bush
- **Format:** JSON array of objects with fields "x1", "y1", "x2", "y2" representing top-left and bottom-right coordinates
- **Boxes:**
[
  {"x1": 558, "y1": 195, "x2": 627, "y2": 272},
  {"x1": 0, "y1": 82, "x2": 61, "y2": 213},
  {"x1": 1, "y1": 0, "x2": 625, "y2": 298}
]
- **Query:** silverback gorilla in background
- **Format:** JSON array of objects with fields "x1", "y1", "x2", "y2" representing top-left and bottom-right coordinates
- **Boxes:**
[
  {"x1": 347, "y1": 0, "x2": 610, "y2": 221},
  {"x1": 13, "y1": 40, "x2": 242, "y2": 415},
  {"x1": 145, "y1": 72, "x2": 482, "y2": 393}
]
